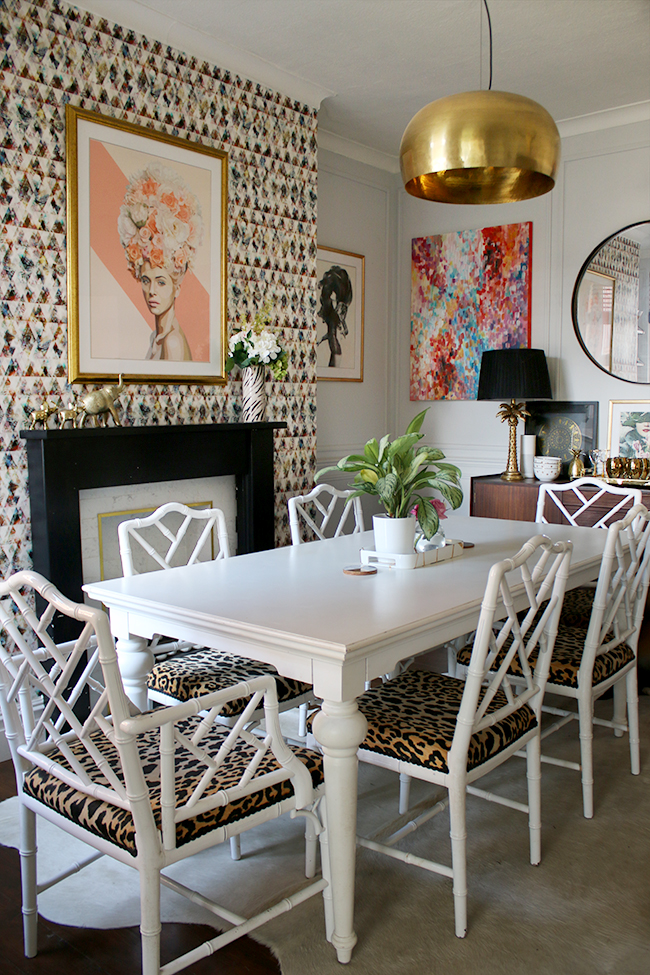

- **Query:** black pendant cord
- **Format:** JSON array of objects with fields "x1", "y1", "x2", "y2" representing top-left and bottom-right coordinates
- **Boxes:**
[{"x1": 483, "y1": 0, "x2": 493, "y2": 90}]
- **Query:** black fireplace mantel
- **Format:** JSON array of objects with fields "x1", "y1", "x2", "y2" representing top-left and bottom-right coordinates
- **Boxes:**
[{"x1": 21, "y1": 422, "x2": 285, "y2": 637}]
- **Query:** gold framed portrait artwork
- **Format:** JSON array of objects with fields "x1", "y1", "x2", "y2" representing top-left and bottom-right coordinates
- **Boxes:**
[
  {"x1": 316, "y1": 246, "x2": 365, "y2": 381},
  {"x1": 65, "y1": 105, "x2": 228, "y2": 384}
]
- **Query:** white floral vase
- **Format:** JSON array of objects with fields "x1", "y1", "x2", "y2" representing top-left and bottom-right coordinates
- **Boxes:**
[
  {"x1": 241, "y1": 364, "x2": 267, "y2": 422},
  {"x1": 372, "y1": 514, "x2": 417, "y2": 555}
]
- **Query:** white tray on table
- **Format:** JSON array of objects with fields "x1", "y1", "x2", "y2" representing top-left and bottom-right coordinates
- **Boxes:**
[{"x1": 359, "y1": 538, "x2": 464, "y2": 570}]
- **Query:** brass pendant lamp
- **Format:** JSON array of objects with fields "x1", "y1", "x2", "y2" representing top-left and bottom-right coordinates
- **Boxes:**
[{"x1": 400, "y1": 1, "x2": 560, "y2": 205}]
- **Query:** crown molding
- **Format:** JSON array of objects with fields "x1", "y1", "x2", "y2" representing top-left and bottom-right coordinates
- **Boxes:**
[
  {"x1": 317, "y1": 130, "x2": 400, "y2": 173},
  {"x1": 557, "y1": 101, "x2": 650, "y2": 138},
  {"x1": 71, "y1": 0, "x2": 332, "y2": 107}
]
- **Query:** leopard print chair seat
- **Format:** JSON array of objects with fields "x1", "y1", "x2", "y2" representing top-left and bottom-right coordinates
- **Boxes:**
[
  {"x1": 358, "y1": 669, "x2": 537, "y2": 775},
  {"x1": 456, "y1": 622, "x2": 634, "y2": 690},
  {"x1": 147, "y1": 648, "x2": 312, "y2": 712},
  {"x1": 556, "y1": 585, "x2": 595, "y2": 628},
  {"x1": 23, "y1": 716, "x2": 324, "y2": 856}
]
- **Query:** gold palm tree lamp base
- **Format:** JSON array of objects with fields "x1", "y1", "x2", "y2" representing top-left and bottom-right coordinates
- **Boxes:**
[{"x1": 497, "y1": 399, "x2": 530, "y2": 481}]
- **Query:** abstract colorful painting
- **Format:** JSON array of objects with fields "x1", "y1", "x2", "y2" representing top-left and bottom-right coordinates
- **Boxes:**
[{"x1": 410, "y1": 223, "x2": 532, "y2": 400}]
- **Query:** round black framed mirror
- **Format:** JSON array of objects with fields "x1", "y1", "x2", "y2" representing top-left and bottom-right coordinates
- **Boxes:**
[{"x1": 572, "y1": 220, "x2": 650, "y2": 383}]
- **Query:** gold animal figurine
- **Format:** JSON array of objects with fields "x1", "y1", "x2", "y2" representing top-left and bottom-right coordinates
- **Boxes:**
[
  {"x1": 57, "y1": 404, "x2": 81, "y2": 428},
  {"x1": 568, "y1": 448, "x2": 585, "y2": 480},
  {"x1": 28, "y1": 402, "x2": 57, "y2": 429},
  {"x1": 76, "y1": 376, "x2": 125, "y2": 427}
]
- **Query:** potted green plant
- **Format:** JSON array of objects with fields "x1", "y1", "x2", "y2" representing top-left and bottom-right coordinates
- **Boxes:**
[{"x1": 316, "y1": 409, "x2": 463, "y2": 554}]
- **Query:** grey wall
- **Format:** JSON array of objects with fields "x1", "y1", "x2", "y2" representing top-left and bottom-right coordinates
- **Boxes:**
[{"x1": 315, "y1": 148, "x2": 398, "y2": 514}]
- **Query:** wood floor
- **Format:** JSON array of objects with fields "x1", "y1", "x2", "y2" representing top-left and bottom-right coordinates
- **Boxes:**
[{"x1": 0, "y1": 761, "x2": 281, "y2": 975}]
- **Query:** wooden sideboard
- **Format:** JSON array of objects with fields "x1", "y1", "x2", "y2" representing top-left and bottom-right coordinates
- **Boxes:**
[{"x1": 470, "y1": 474, "x2": 650, "y2": 524}]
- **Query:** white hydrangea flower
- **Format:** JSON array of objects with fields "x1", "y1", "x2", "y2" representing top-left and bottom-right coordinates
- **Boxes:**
[
  {"x1": 228, "y1": 331, "x2": 248, "y2": 353},
  {"x1": 250, "y1": 331, "x2": 281, "y2": 363}
]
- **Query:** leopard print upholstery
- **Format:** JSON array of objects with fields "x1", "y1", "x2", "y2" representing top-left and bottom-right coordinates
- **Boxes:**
[
  {"x1": 357, "y1": 669, "x2": 537, "y2": 774},
  {"x1": 147, "y1": 649, "x2": 311, "y2": 710},
  {"x1": 559, "y1": 586, "x2": 595, "y2": 628},
  {"x1": 457, "y1": 624, "x2": 634, "y2": 689},
  {"x1": 23, "y1": 716, "x2": 324, "y2": 856}
]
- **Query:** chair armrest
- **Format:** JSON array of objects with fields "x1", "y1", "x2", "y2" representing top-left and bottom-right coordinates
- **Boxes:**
[{"x1": 120, "y1": 673, "x2": 279, "y2": 734}]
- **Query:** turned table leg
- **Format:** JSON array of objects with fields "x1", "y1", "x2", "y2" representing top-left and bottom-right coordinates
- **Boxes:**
[
  {"x1": 115, "y1": 636, "x2": 154, "y2": 712},
  {"x1": 312, "y1": 698, "x2": 368, "y2": 964}
]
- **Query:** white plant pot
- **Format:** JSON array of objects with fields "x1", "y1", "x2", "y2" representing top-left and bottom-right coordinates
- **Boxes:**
[{"x1": 373, "y1": 514, "x2": 417, "y2": 555}]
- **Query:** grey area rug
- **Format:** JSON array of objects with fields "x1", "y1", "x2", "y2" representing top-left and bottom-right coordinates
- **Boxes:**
[{"x1": 1, "y1": 695, "x2": 649, "y2": 975}]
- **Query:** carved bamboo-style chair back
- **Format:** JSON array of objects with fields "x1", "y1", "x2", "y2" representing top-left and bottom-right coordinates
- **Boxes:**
[
  {"x1": 453, "y1": 535, "x2": 573, "y2": 751},
  {"x1": 118, "y1": 501, "x2": 230, "y2": 577},
  {"x1": 288, "y1": 483, "x2": 365, "y2": 545},
  {"x1": 0, "y1": 570, "x2": 329, "y2": 973},
  {"x1": 535, "y1": 477, "x2": 642, "y2": 529}
]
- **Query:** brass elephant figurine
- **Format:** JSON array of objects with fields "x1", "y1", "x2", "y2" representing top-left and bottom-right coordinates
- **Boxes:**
[{"x1": 76, "y1": 376, "x2": 125, "y2": 427}]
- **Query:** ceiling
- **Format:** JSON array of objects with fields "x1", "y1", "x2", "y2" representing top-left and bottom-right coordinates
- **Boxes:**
[{"x1": 74, "y1": 1, "x2": 650, "y2": 168}]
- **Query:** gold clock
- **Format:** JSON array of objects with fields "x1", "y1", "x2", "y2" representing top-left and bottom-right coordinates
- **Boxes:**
[{"x1": 537, "y1": 416, "x2": 583, "y2": 462}]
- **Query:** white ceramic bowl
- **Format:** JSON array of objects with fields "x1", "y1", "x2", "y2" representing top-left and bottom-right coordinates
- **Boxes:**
[{"x1": 533, "y1": 455, "x2": 562, "y2": 482}]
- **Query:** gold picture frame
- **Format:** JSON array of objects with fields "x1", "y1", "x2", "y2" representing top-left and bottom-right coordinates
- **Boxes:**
[
  {"x1": 316, "y1": 246, "x2": 365, "y2": 381},
  {"x1": 65, "y1": 105, "x2": 228, "y2": 384}
]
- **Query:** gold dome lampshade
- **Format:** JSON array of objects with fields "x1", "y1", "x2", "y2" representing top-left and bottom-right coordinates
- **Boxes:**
[{"x1": 400, "y1": 89, "x2": 561, "y2": 205}]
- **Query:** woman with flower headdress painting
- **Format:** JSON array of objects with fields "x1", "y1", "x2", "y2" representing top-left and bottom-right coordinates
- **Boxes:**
[
  {"x1": 118, "y1": 163, "x2": 204, "y2": 361},
  {"x1": 317, "y1": 265, "x2": 353, "y2": 368},
  {"x1": 618, "y1": 411, "x2": 650, "y2": 458}
]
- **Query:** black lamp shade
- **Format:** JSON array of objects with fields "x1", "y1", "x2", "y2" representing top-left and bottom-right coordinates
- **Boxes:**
[{"x1": 476, "y1": 348, "x2": 552, "y2": 401}]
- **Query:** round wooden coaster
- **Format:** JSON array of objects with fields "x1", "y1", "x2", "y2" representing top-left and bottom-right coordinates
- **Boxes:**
[{"x1": 343, "y1": 564, "x2": 378, "y2": 576}]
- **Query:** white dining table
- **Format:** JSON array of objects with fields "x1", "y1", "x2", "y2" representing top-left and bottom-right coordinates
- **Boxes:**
[{"x1": 84, "y1": 515, "x2": 607, "y2": 964}]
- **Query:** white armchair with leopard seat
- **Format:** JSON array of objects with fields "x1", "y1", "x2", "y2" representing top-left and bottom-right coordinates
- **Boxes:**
[
  {"x1": 0, "y1": 570, "x2": 332, "y2": 975},
  {"x1": 355, "y1": 534, "x2": 573, "y2": 939}
]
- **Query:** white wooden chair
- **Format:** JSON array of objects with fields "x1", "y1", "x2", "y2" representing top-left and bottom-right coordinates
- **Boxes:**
[
  {"x1": 355, "y1": 535, "x2": 573, "y2": 938},
  {"x1": 0, "y1": 570, "x2": 331, "y2": 975},
  {"x1": 288, "y1": 483, "x2": 365, "y2": 545}
]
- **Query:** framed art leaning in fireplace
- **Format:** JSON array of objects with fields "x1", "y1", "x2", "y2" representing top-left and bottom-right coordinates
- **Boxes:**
[{"x1": 65, "y1": 105, "x2": 228, "y2": 384}]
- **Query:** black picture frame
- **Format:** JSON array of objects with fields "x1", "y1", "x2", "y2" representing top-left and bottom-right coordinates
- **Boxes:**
[{"x1": 525, "y1": 401, "x2": 598, "y2": 476}]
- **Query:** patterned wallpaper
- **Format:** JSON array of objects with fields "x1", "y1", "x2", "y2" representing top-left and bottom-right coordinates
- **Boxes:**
[{"x1": 1, "y1": 0, "x2": 319, "y2": 580}]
